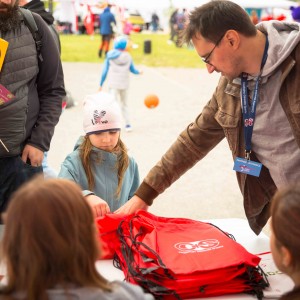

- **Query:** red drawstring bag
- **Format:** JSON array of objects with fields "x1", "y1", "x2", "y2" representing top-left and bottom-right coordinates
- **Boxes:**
[
  {"x1": 96, "y1": 213, "x2": 131, "y2": 259},
  {"x1": 96, "y1": 211, "x2": 268, "y2": 299}
]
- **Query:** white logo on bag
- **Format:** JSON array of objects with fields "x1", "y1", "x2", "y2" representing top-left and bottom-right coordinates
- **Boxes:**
[{"x1": 174, "y1": 239, "x2": 223, "y2": 254}]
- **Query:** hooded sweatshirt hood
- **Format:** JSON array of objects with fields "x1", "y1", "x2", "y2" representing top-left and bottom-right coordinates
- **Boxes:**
[
  {"x1": 257, "y1": 21, "x2": 300, "y2": 77},
  {"x1": 23, "y1": 0, "x2": 54, "y2": 25}
]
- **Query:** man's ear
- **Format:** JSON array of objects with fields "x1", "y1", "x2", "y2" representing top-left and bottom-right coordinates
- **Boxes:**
[
  {"x1": 225, "y1": 30, "x2": 240, "y2": 49},
  {"x1": 281, "y1": 246, "x2": 292, "y2": 268}
]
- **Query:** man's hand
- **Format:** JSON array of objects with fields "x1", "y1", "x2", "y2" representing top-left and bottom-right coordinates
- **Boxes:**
[
  {"x1": 85, "y1": 194, "x2": 110, "y2": 217},
  {"x1": 21, "y1": 145, "x2": 44, "y2": 166},
  {"x1": 115, "y1": 195, "x2": 149, "y2": 215}
]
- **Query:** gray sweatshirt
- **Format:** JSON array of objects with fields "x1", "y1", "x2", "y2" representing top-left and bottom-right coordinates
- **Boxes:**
[{"x1": 11, "y1": 281, "x2": 154, "y2": 300}]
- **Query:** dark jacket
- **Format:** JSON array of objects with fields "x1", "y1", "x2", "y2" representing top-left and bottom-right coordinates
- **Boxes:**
[
  {"x1": 99, "y1": 7, "x2": 116, "y2": 35},
  {"x1": 0, "y1": 10, "x2": 65, "y2": 157},
  {"x1": 280, "y1": 286, "x2": 300, "y2": 300},
  {"x1": 23, "y1": 0, "x2": 54, "y2": 25}
]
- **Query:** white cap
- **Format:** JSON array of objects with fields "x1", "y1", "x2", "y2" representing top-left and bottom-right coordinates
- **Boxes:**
[{"x1": 83, "y1": 92, "x2": 122, "y2": 135}]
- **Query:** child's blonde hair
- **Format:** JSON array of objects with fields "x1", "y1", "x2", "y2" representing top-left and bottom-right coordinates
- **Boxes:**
[{"x1": 80, "y1": 135, "x2": 129, "y2": 198}]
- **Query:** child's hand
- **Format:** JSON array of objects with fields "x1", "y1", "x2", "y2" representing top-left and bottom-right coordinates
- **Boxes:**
[
  {"x1": 98, "y1": 86, "x2": 102, "y2": 92},
  {"x1": 139, "y1": 70, "x2": 143, "y2": 75},
  {"x1": 85, "y1": 194, "x2": 110, "y2": 217}
]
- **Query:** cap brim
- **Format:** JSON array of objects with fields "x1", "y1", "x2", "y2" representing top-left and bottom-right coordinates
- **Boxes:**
[{"x1": 86, "y1": 128, "x2": 121, "y2": 135}]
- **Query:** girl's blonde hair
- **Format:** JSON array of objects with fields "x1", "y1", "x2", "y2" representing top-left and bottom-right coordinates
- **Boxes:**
[
  {"x1": 0, "y1": 177, "x2": 111, "y2": 300},
  {"x1": 80, "y1": 135, "x2": 129, "y2": 198}
]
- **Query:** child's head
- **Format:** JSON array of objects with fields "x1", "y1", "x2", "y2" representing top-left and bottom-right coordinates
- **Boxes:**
[
  {"x1": 113, "y1": 36, "x2": 128, "y2": 50},
  {"x1": 83, "y1": 92, "x2": 122, "y2": 152},
  {"x1": 1, "y1": 177, "x2": 110, "y2": 296},
  {"x1": 270, "y1": 184, "x2": 300, "y2": 279}
]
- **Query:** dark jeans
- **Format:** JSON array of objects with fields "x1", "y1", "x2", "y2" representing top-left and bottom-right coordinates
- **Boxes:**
[
  {"x1": 100, "y1": 34, "x2": 113, "y2": 52},
  {"x1": 0, "y1": 156, "x2": 43, "y2": 214}
]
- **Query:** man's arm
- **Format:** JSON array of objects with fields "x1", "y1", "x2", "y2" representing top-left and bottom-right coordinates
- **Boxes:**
[
  {"x1": 116, "y1": 93, "x2": 226, "y2": 214},
  {"x1": 26, "y1": 13, "x2": 66, "y2": 153}
]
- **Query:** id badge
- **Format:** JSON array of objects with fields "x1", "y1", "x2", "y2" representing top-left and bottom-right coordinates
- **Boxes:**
[
  {"x1": 0, "y1": 84, "x2": 15, "y2": 105},
  {"x1": 233, "y1": 157, "x2": 262, "y2": 177},
  {"x1": 0, "y1": 38, "x2": 9, "y2": 71}
]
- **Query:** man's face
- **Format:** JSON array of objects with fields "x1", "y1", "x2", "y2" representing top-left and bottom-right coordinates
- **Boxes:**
[
  {"x1": 192, "y1": 33, "x2": 243, "y2": 81},
  {"x1": 0, "y1": 0, "x2": 20, "y2": 33}
]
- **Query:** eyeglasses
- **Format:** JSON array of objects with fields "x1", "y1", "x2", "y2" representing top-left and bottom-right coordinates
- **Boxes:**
[{"x1": 201, "y1": 34, "x2": 225, "y2": 66}]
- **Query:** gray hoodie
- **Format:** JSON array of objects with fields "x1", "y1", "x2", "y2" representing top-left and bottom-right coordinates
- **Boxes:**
[
  {"x1": 242, "y1": 21, "x2": 300, "y2": 188},
  {"x1": 12, "y1": 281, "x2": 154, "y2": 300}
]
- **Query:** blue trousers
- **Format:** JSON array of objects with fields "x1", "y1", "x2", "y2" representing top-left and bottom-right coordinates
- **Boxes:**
[{"x1": 0, "y1": 156, "x2": 43, "y2": 213}]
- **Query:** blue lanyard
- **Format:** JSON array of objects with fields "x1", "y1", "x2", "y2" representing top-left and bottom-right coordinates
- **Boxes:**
[{"x1": 241, "y1": 36, "x2": 269, "y2": 160}]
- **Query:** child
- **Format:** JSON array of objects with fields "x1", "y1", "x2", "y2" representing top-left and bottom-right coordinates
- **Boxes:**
[
  {"x1": 0, "y1": 177, "x2": 154, "y2": 300},
  {"x1": 99, "y1": 36, "x2": 142, "y2": 132},
  {"x1": 122, "y1": 18, "x2": 133, "y2": 36},
  {"x1": 270, "y1": 184, "x2": 300, "y2": 300},
  {"x1": 58, "y1": 92, "x2": 140, "y2": 217}
]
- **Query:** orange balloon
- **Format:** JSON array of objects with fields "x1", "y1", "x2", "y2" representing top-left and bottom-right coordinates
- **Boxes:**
[{"x1": 144, "y1": 94, "x2": 159, "y2": 109}]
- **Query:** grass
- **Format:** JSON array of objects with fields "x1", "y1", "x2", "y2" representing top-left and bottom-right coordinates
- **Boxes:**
[{"x1": 60, "y1": 32, "x2": 205, "y2": 68}]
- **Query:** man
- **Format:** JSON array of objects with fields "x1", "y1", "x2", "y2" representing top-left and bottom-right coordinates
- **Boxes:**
[
  {"x1": 0, "y1": 0, "x2": 65, "y2": 214},
  {"x1": 98, "y1": 3, "x2": 116, "y2": 58},
  {"x1": 116, "y1": 0, "x2": 300, "y2": 235},
  {"x1": 151, "y1": 11, "x2": 159, "y2": 32},
  {"x1": 169, "y1": 8, "x2": 178, "y2": 43}
]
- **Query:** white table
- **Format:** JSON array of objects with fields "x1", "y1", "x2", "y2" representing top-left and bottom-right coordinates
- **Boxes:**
[{"x1": 95, "y1": 218, "x2": 294, "y2": 300}]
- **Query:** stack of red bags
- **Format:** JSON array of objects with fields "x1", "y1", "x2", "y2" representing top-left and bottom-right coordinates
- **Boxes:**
[{"x1": 96, "y1": 211, "x2": 268, "y2": 299}]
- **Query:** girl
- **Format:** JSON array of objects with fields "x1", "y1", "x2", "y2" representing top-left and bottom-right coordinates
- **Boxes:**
[
  {"x1": 0, "y1": 177, "x2": 153, "y2": 300},
  {"x1": 270, "y1": 184, "x2": 300, "y2": 300},
  {"x1": 58, "y1": 92, "x2": 139, "y2": 217}
]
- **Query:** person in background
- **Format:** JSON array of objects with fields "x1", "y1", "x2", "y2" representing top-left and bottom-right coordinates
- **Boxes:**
[
  {"x1": 116, "y1": 0, "x2": 300, "y2": 236},
  {"x1": 151, "y1": 12, "x2": 159, "y2": 32},
  {"x1": 270, "y1": 184, "x2": 300, "y2": 300},
  {"x1": 0, "y1": 0, "x2": 65, "y2": 219},
  {"x1": 58, "y1": 92, "x2": 140, "y2": 217},
  {"x1": 0, "y1": 176, "x2": 154, "y2": 300},
  {"x1": 250, "y1": 10, "x2": 259, "y2": 25},
  {"x1": 98, "y1": 3, "x2": 116, "y2": 58},
  {"x1": 122, "y1": 18, "x2": 133, "y2": 36},
  {"x1": 169, "y1": 8, "x2": 178, "y2": 43},
  {"x1": 175, "y1": 8, "x2": 187, "y2": 47},
  {"x1": 290, "y1": 4, "x2": 300, "y2": 23},
  {"x1": 99, "y1": 36, "x2": 142, "y2": 132}
]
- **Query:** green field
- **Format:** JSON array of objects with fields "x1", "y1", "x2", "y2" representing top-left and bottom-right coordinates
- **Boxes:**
[{"x1": 60, "y1": 32, "x2": 205, "y2": 68}]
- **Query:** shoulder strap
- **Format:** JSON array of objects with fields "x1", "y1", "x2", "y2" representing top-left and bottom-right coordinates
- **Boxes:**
[{"x1": 19, "y1": 7, "x2": 43, "y2": 62}]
